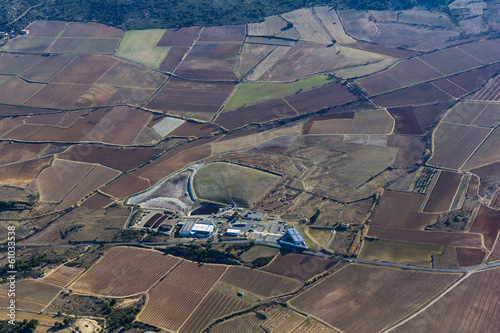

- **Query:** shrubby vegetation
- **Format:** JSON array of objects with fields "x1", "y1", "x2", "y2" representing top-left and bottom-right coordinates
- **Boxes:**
[
  {"x1": 0, "y1": 319, "x2": 38, "y2": 333},
  {"x1": 2, "y1": 0, "x2": 452, "y2": 32},
  {"x1": 0, "y1": 252, "x2": 67, "y2": 280}
]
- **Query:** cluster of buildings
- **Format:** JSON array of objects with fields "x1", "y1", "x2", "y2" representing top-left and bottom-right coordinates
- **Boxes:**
[{"x1": 178, "y1": 218, "x2": 216, "y2": 238}]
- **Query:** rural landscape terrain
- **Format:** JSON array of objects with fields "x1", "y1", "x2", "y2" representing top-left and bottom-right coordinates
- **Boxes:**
[{"x1": 1, "y1": 0, "x2": 500, "y2": 332}]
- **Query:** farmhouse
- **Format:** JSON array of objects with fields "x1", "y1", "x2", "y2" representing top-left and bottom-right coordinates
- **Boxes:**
[
  {"x1": 279, "y1": 227, "x2": 307, "y2": 249},
  {"x1": 179, "y1": 219, "x2": 215, "y2": 237}
]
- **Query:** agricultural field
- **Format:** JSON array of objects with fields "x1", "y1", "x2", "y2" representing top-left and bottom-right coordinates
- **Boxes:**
[
  {"x1": 423, "y1": 171, "x2": 463, "y2": 213},
  {"x1": 174, "y1": 42, "x2": 241, "y2": 80},
  {"x1": 115, "y1": 29, "x2": 170, "y2": 68},
  {"x1": 259, "y1": 42, "x2": 346, "y2": 81},
  {"x1": 290, "y1": 264, "x2": 460, "y2": 333},
  {"x1": 428, "y1": 122, "x2": 492, "y2": 170},
  {"x1": 304, "y1": 109, "x2": 394, "y2": 135},
  {"x1": 137, "y1": 261, "x2": 227, "y2": 331},
  {"x1": 262, "y1": 251, "x2": 338, "y2": 281},
  {"x1": 396, "y1": 268, "x2": 500, "y2": 332},
  {"x1": 41, "y1": 265, "x2": 85, "y2": 287},
  {"x1": 193, "y1": 162, "x2": 281, "y2": 207},
  {"x1": 71, "y1": 247, "x2": 181, "y2": 296},
  {"x1": 224, "y1": 75, "x2": 335, "y2": 110},
  {"x1": 359, "y1": 239, "x2": 444, "y2": 267},
  {"x1": 469, "y1": 205, "x2": 500, "y2": 250},
  {"x1": 178, "y1": 290, "x2": 250, "y2": 333},
  {"x1": 146, "y1": 78, "x2": 236, "y2": 121},
  {"x1": 367, "y1": 225, "x2": 483, "y2": 248},
  {"x1": 220, "y1": 266, "x2": 303, "y2": 297},
  {"x1": 1, "y1": 6, "x2": 500, "y2": 332},
  {"x1": 370, "y1": 190, "x2": 437, "y2": 229},
  {"x1": 0, "y1": 280, "x2": 62, "y2": 312},
  {"x1": 462, "y1": 125, "x2": 500, "y2": 170}
]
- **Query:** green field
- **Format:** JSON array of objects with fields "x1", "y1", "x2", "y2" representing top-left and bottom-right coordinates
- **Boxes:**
[
  {"x1": 240, "y1": 245, "x2": 279, "y2": 262},
  {"x1": 193, "y1": 162, "x2": 281, "y2": 207},
  {"x1": 114, "y1": 29, "x2": 170, "y2": 68},
  {"x1": 224, "y1": 75, "x2": 335, "y2": 110},
  {"x1": 359, "y1": 239, "x2": 444, "y2": 267}
]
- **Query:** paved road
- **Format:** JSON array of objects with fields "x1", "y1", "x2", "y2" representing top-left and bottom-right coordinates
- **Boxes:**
[{"x1": 3, "y1": 239, "x2": 500, "y2": 273}]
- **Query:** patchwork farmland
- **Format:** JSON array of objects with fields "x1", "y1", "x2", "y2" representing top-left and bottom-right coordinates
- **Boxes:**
[{"x1": 1, "y1": 4, "x2": 500, "y2": 333}]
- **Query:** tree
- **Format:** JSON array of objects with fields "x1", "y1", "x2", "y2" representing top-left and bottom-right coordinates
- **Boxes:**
[{"x1": 309, "y1": 209, "x2": 321, "y2": 224}]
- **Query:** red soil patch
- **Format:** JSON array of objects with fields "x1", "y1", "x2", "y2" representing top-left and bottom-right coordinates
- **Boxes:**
[
  {"x1": 51, "y1": 55, "x2": 118, "y2": 84},
  {"x1": 147, "y1": 78, "x2": 235, "y2": 115},
  {"x1": 419, "y1": 47, "x2": 484, "y2": 75},
  {"x1": 368, "y1": 225, "x2": 483, "y2": 248},
  {"x1": 0, "y1": 117, "x2": 26, "y2": 137},
  {"x1": 432, "y1": 78, "x2": 468, "y2": 98},
  {"x1": 356, "y1": 72, "x2": 404, "y2": 96},
  {"x1": 455, "y1": 247, "x2": 486, "y2": 267},
  {"x1": 24, "y1": 106, "x2": 151, "y2": 145},
  {"x1": 17, "y1": 54, "x2": 76, "y2": 82},
  {"x1": 371, "y1": 190, "x2": 437, "y2": 229},
  {"x1": 470, "y1": 204, "x2": 500, "y2": 250},
  {"x1": 157, "y1": 27, "x2": 201, "y2": 46},
  {"x1": 26, "y1": 113, "x2": 65, "y2": 125},
  {"x1": 49, "y1": 37, "x2": 120, "y2": 54},
  {"x1": 262, "y1": 251, "x2": 337, "y2": 280},
  {"x1": 0, "y1": 156, "x2": 52, "y2": 186},
  {"x1": 101, "y1": 174, "x2": 151, "y2": 199},
  {"x1": 387, "y1": 106, "x2": 422, "y2": 134},
  {"x1": 341, "y1": 42, "x2": 420, "y2": 58},
  {"x1": 467, "y1": 174, "x2": 480, "y2": 196},
  {"x1": 384, "y1": 57, "x2": 442, "y2": 86},
  {"x1": 388, "y1": 101, "x2": 453, "y2": 134},
  {"x1": 175, "y1": 43, "x2": 240, "y2": 80},
  {"x1": 215, "y1": 98, "x2": 296, "y2": 130},
  {"x1": 159, "y1": 46, "x2": 190, "y2": 72},
  {"x1": 139, "y1": 144, "x2": 213, "y2": 185},
  {"x1": 284, "y1": 82, "x2": 360, "y2": 114},
  {"x1": 0, "y1": 78, "x2": 44, "y2": 105},
  {"x1": 59, "y1": 146, "x2": 162, "y2": 172},
  {"x1": 3, "y1": 124, "x2": 41, "y2": 140},
  {"x1": 24, "y1": 83, "x2": 93, "y2": 109},
  {"x1": 168, "y1": 122, "x2": 221, "y2": 137},
  {"x1": 81, "y1": 192, "x2": 114, "y2": 208},
  {"x1": 373, "y1": 82, "x2": 452, "y2": 107},
  {"x1": 423, "y1": 171, "x2": 463, "y2": 213},
  {"x1": 259, "y1": 42, "x2": 346, "y2": 81},
  {"x1": 197, "y1": 25, "x2": 245, "y2": 42},
  {"x1": 449, "y1": 63, "x2": 500, "y2": 92},
  {"x1": 0, "y1": 143, "x2": 45, "y2": 165},
  {"x1": 61, "y1": 22, "x2": 123, "y2": 38}
]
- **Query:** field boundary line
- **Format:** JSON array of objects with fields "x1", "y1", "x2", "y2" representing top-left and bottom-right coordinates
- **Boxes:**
[
  {"x1": 381, "y1": 272, "x2": 471, "y2": 333},
  {"x1": 281, "y1": 97, "x2": 300, "y2": 116},
  {"x1": 20, "y1": 81, "x2": 46, "y2": 106},
  {"x1": 211, "y1": 82, "x2": 241, "y2": 121},
  {"x1": 419, "y1": 169, "x2": 441, "y2": 212},
  {"x1": 93, "y1": 58, "x2": 120, "y2": 84},
  {"x1": 431, "y1": 81, "x2": 458, "y2": 99},
  {"x1": 177, "y1": 265, "x2": 229, "y2": 331},
  {"x1": 45, "y1": 22, "x2": 69, "y2": 53}
]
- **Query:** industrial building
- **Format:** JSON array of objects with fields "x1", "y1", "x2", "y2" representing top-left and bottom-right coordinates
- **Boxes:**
[
  {"x1": 279, "y1": 227, "x2": 307, "y2": 249},
  {"x1": 226, "y1": 228, "x2": 241, "y2": 237},
  {"x1": 179, "y1": 219, "x2": 215, "y2": 237}
]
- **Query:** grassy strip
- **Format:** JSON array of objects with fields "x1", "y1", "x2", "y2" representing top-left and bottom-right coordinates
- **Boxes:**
[
  {"x1": 450, "y1": 174, "x2": 470, "y2": 210},
  {"x1": 115, "y1": 29, "x2": 169, "y2": 68},
  {"x1": 359, "y1": 239, "x2": 444, "y2": 268},
  {"x1": 224, "y1": 75, "x2": 335, "y2": 110}
]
